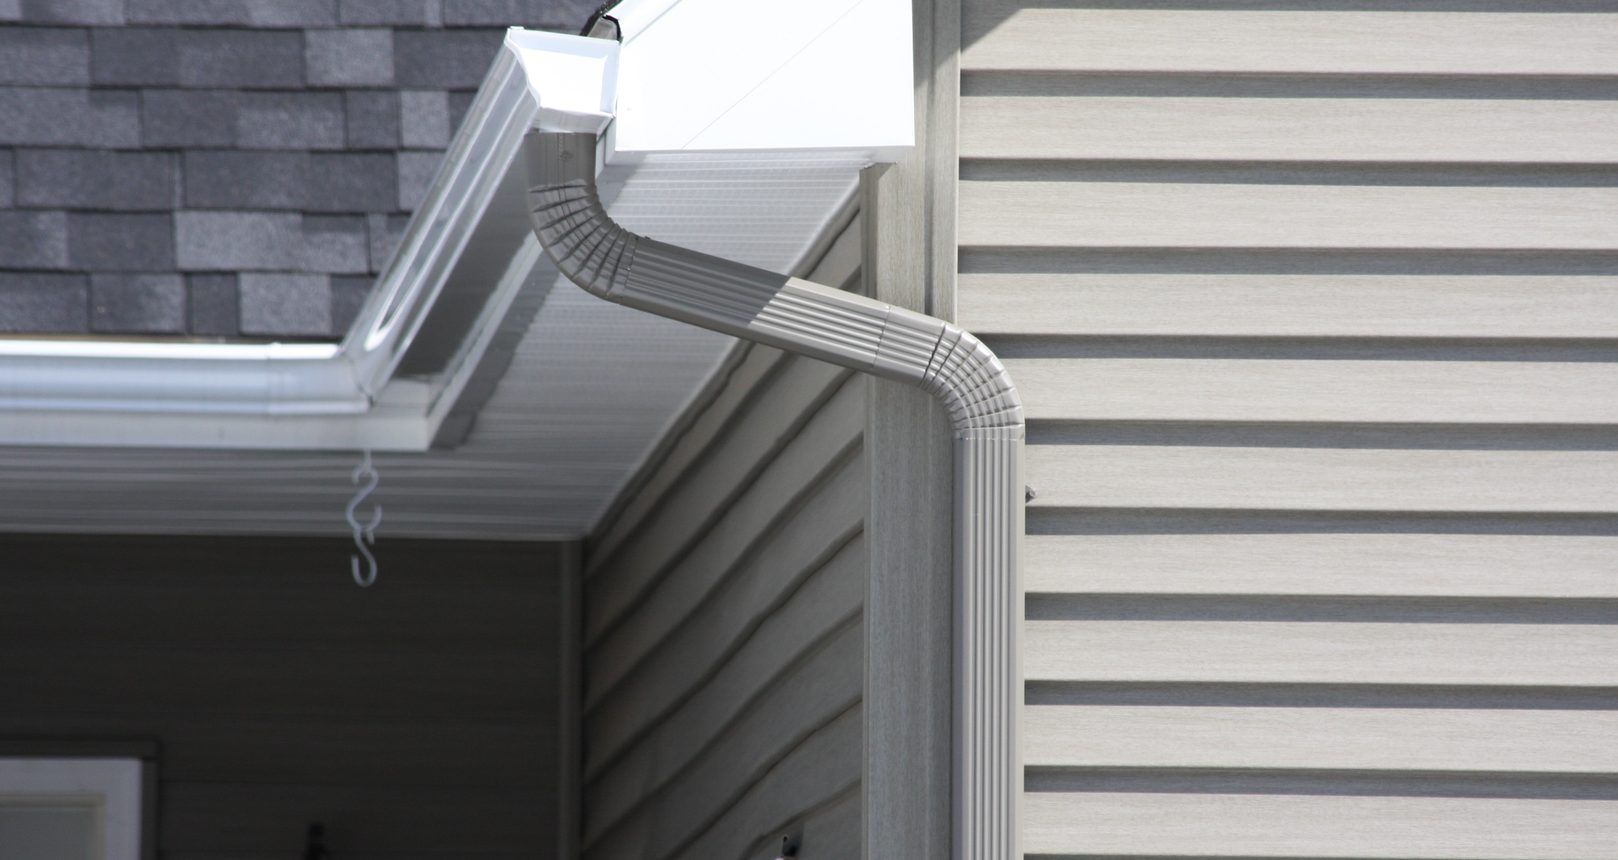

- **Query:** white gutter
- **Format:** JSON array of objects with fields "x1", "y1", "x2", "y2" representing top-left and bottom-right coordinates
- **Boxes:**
[
  {"x1": 526, "y1": 130, "x2": 1024, "y2": 860},
  {"x1": 0, "y1": 341, "x2": 366, "y2": 415},
  {"x1": 344, "y1": 46, "x2": 544, "y2": 398},
  {"x1": 0, "y1": 1, "x2": 908, "y2": 452},
  {"x1": 0, "y1": 36, "x2": 547, "y2": 445},
  {"x1": 0, "y1": 47, "x2": 538, "y2": 447}
]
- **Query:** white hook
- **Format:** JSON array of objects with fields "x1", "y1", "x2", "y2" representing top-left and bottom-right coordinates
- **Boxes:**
[{"x1": 345, "y1": 449, "x2": 383, "y2": 587}]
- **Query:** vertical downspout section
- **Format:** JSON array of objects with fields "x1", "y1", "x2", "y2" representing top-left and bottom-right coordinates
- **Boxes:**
[{"x1": 526, "y1": 131, "x2": 1023, "y2": 860}]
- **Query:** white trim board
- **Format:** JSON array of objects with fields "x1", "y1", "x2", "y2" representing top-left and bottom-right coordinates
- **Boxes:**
[{"x1": 0, "y1": 758, "x2": 144, "y2": 860}]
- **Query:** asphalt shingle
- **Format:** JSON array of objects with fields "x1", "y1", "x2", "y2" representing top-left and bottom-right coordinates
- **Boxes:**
[
  {"x1": 394, "y1": 29, "x2": 503, "y2": 89},
  {"x1": 0, "y1": 88, "x2": 140, "y2": 148},
  {"x1": 127, "y1": 0, "x2": 336, "y2": 27},
  {"x1": 338, "y1": 0, "x2": 439, "y2": 26},
  {"x1": 90, "y1": 272, "x2": 185, "y2": 333},
  {"x1": 250, "y1": 0, "x2": 338, "y2": 27},
  {"x1": 396, "y1": 150, "x2": 440, "y2": 211},
  {"x1": 0, "y1": 18, "x2": 539, "y2": 339},
  {"x1": 306, "y1": 28, "x2": 394, "y2": 87},
  {"x1": 441, "y1": 0, "x2": 592, "y2": 28},
  {"x1": 182, "y1": 150, "x2": 307, "y2": 209},
  {"x1": 67, "y1": 212, "x2": 174, "y2": 270},
  {"x1": 175, "y1": 210, "x2": 300, "y2": 271},
  {"x1": 141, "y1": 89, "x2": 236, "y2": 147},
  {"x1": 19, "y1": 0, "x2": 124, "y2": 25},
  {"x1": 98, "y1": 28, "x2": 305, "y2": 89},
  {"x1": 366, "y1": 212, "x2": 408, "y2": 272},
  {"x1": 0, "y1": 27, "x2": 90, "y2": 86},
  {"x1": 0, "y1": 211, "x2": 68, "y2": 268},
  {"x1": 308, "y1": 152, "x2": 396, "y2": 213},
  {"x1": 0, "y1": 272, "x2": 88, "y2": 333},
  {"x1": 179, "y1": 30, "x2": 303, "y2": 88},
  {"x1": 240, "y1": 272, "x2": 330, "y2": 336},
  {"x1": 17, "y1": 149, "x2": 174, "y2": 211},
  {"x1": 91, "y1": 27, "x2": 177, "y2": 85},
  {"x1": 187, "y1": 273, "x2": 238, "y2": 336},
  {"x1": 400, "y1": 90, "x2": 450, "y2": 149},
  {"x1": 447, "y1": 90, "x2": 476, "y2": 132},
  {"x1": 236, "y1": 92, "x2": 345, "y2": 150},
  {"x1": 303, "y1": 215, "x2": 369, "y2": 274},
  {"x1": 330, "y1": 273, "x2": 371, "y2": 332},
  {"x1": 345, "y1": 90, "x2": 400, "y2": 149}
]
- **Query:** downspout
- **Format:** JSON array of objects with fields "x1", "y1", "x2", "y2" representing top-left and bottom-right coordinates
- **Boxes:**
[{"x1": 525, "y1": 131, "x2": 1023, "y2": 859}]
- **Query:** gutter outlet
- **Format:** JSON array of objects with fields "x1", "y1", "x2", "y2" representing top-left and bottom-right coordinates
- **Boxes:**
[{"x1": 526, "y1": 130, "x2": 1023, "y2": 860}]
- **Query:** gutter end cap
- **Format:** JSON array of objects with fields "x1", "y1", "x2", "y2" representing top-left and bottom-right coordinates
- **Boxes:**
[{"x1": 505, "y1": 27, "x2": 619, "y2": 134}]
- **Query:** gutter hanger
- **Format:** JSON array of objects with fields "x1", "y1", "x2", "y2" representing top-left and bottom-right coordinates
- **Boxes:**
[{"x1": 526, "y1": 130, "x2": 1023, "y2": 859}]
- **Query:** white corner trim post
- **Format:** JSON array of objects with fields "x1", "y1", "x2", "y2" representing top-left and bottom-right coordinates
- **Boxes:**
[{"x1": 525, "y1": 130, "x2": 1023, "y2": 859}]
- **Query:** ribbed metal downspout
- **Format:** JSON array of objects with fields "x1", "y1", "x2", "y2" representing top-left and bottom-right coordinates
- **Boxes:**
[{"x1": 526, "y1": 131, "x2": 1023, "y2": 860}]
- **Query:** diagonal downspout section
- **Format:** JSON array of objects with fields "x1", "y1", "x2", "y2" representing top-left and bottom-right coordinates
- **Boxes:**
[{"x1": 526, "y1": 131, "x2": 1022, "y2": 860}]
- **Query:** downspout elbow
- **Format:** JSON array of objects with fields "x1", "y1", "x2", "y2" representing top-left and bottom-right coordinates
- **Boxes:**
[
  {"x1": 524, "y1": 132, "x2": 638, "y2": 302},
  {"x1": 523, "y1": 130, "x2": 1023, "y2": 441},
  {"x1": 872, "y1": 304, "x2": 1024, "y2": 440}
]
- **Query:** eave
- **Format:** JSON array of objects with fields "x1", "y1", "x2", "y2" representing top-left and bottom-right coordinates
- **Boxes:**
[
  {"x1": 0, "y1": 0, "x2": 910, "y2": 453},
  {"x1": 0, "y1": 0, "x2": 912, "y2": 541}
]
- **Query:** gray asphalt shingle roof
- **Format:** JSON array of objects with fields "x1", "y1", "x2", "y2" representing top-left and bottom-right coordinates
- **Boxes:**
[{"x1": 0, "y1": 0, "x2": 597, "y2": 338}]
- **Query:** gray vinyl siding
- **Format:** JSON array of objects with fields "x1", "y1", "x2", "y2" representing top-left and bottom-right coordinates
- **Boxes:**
[
  {"x1": 958, "y1": 2, "x2": 1618, "y2": 857},
  {"x1": 0, "y1": 534, "x2": 564, "y2": 858},
  {"x1": 578, "y1": 218, "x2": 866, "y2": 860}
]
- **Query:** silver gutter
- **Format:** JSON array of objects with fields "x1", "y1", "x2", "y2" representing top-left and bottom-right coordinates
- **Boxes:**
[
  {"x1": 344, "y1": 48, "x2": 537, "y2": 399},
  {"x1": 525, "y1": 130, "x2": 1023, "y2": 860},
  {"x1": 0, "y1": 342, "x2": 366, "y2": 416}
]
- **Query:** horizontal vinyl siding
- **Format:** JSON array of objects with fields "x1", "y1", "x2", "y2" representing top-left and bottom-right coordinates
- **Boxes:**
[
  {"x1": 579, "y1": 220, "x2": 865, "y2": 860},
  {"x1": 964, "y1": 97, "x2": 1618, "y2": 163},
  {"x1": 961, "y1": 182, "x2": 1618, "y2": 249},
  {"x1": 958, "y1": 2, "x2": 1618, "y2": 857},
  {"x1": 961, "y1": 9, "x2": 1618, "y2": 75}
]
